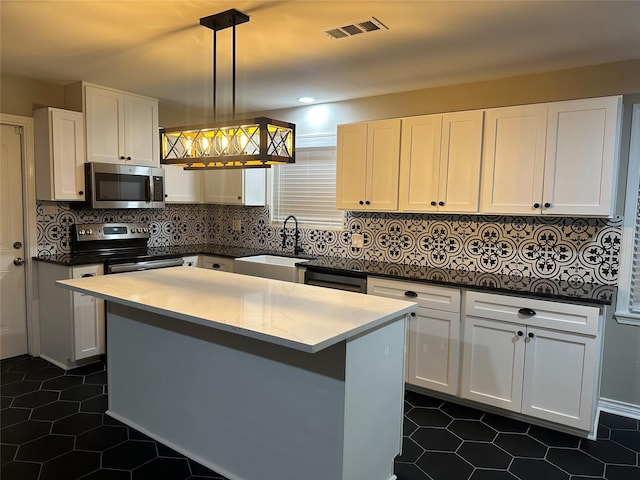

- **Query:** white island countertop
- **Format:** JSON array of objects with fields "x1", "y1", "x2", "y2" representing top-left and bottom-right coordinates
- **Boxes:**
[{"x1": 57, "y1": 266, "x2": 416, "y2": 353}]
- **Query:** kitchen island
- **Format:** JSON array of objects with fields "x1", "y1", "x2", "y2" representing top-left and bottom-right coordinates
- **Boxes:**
[{"x1": 58, "y1": 266, "x2": 416, "y2": 480}]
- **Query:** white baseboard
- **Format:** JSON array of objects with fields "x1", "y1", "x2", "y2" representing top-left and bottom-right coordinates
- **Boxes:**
[{"x1": 598, "y1": 397, "x2": 640, "y2": 421}]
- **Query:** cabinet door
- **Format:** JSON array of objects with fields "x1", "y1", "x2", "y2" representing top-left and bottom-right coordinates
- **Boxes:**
[
  {"x1": 407, "y1": 308, "x2": 460, "y2": 395},
  {"x1": 203, "y1": 169, "x2": 265, "y2": 205},
  {"x1": 164, "y1": 165, "x2": 204, "y2": 203},
  {"x1": 123, "y1": 94, "x2": 160, "y2": 167},
  {"x1": 481, "y1": 104, "x2": 547, "y2": 215},
  {"x1": 84, "y1": 85, "x2": 124, "y2": 164},
  {"x1": 438, "y1": 110, "x2": 483, "y2": 213},
  {"x1": 204, "y1": 170, "x2": 243, "y2": 204},
  {"x1": 367, "y1": 119, "x2": 401, "y2": 210},
  {"x1": 460, "y1": 317, "x2": 525, "y2": 412},
  {"x1": 398, "y1": 114, "x2": 442, "y2": 212},
  {"x1": 336, "y1": 123, "x2": 368, "y2": 209},
  {"x1": 521, "y1": 327, "x2": 597, "y2": 430},
  {"x1": 542, "y1": 96, "x2": 621, "y2": 217},
  {"x1": 71, "y1": 265, "x2": 105, "y2": 361},
  {"x1": 51, "y1": 109, "x2": 85, "y2": 200}
]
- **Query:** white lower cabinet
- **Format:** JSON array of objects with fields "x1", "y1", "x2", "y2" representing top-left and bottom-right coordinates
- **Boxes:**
[
  {"x1": 181, "y1": 256, "x2": 200, "y2": 267},
  {"x1": 38, "y1": 262, "x2": 105, "y2": 369},
  {"x1": 461, "y1": 291, "x2": 601, "y2": 432},
  {"x1": 200, "y1": 255, "x2": 234, "y2": 272},
  {"x1": 367, "y1": 277, "x2": 461, "y2": 395}
]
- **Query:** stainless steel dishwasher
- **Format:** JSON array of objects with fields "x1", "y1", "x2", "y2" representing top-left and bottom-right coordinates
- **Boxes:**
[{"x1": 303, "y1": 268, "x2": 367, "y2": 293}]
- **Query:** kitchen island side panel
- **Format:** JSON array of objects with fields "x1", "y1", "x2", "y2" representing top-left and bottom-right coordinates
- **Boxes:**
[{"x1": 106, "y1": 303, "x2": 405, "y2": 480}]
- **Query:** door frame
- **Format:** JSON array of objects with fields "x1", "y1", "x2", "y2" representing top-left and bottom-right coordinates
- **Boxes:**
[{"x1": 1, "y1": 113, "x2": 39, "y2": 356}]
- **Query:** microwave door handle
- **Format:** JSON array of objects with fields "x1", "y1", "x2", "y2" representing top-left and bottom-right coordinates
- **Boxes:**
[{"x1": 145, "y1": 177, "x2": 151, "y2": 202}]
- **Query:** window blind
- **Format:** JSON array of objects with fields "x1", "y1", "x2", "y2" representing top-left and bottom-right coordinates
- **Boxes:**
[
  {"x1": 271, "y1": 146, "x2": 344, "y2": 229},
  {"x1": 628, "y1": 180, "x2": 640, "y2": 314},
  {"x1": 616, "y1": 103, "x2": 640, "y2": 325}
]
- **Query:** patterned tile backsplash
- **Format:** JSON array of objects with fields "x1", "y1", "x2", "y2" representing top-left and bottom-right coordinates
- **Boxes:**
[{"x1": 36, "y1": 202, "x2": 622, "y2": 285}]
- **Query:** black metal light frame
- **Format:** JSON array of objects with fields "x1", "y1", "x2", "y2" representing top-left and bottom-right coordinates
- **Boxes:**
[{"x1": 160, "y1": 9, "x2": 295, "y2": 169}]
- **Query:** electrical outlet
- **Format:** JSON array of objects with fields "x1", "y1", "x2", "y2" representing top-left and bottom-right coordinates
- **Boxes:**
[
  {"x1": 232, "y1": 219, "x2": 241, "y2": 231},
  {"x1": 351, "y1": 233, "x2": 364, "y2": 248}
]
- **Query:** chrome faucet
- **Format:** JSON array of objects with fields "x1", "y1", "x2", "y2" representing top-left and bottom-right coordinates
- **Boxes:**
[{"x1": 282, "y1": 215, "x2": 303, "y2": 255}]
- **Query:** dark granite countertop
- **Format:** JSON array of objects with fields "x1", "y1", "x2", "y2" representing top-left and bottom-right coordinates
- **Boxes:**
[
  {"x1": 32, "y1": 245, "x2": 314, "y2": 267},
  {"x1": 34, "y1": 247, "x2": 615, "y2": 306},
  {"x1": 298, "y1": 257, "x2": 615, "y2": 306}
]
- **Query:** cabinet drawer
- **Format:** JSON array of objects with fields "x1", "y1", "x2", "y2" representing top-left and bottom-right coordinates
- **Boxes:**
[
  {"x1": 200, "y1": 256, "x2": 234, "y2": 273},
  {"x1": 368, "y1": 276, "x2": 460, "y2": 313},
  {"x1": 464, "y1": 291, "x2": 599, "y2": 336}
]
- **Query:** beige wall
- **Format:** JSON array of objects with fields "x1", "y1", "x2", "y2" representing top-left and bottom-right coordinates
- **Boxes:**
[
  {"x1": 160, "y1": 58, "x2": 640, "y2": 132},
  {"x1": 0, "y1": 73, "x2": 66, "y2": 117}
]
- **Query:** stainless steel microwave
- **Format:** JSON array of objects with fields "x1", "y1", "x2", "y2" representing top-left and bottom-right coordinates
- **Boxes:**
[{"x1": 82, "y1": 162, "x2": 165, "y2": 209}]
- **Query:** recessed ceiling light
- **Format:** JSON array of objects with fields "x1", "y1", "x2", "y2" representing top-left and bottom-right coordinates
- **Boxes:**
[{"x1": 297, "y1": 97, "x2": 316, "y2": 104}]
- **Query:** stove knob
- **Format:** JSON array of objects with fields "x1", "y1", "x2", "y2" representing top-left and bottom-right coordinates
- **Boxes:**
[
  {"x1": 136, "y1": 228, "x2": 142, "y2": 233},
  {"x1": 88, "y1": 229, "x2": 93, "y2": 235},
  {"x1": 79, "y1": 229, "x2": 85, "y2": 235},
  {"x1": 143, "y1": 228, "x2": 148, "y2": 233}
]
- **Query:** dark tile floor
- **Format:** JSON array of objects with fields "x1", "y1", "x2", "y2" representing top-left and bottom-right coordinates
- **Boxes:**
[{"x1": 2, "y1": 355, "x2": 639, "y2": 480}]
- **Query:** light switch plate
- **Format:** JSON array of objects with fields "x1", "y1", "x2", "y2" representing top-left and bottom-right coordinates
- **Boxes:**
[
  {"x1": 232, "y1": 219, "x2": 241, "y2": 231},
  {"x1": 351, "y1": 233, "x2": 364, "y2": 248}
]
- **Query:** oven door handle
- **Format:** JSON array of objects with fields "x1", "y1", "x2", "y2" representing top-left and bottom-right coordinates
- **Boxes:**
[{"x1": 108, "y1": 258, "x2": 184, "y2": 274}]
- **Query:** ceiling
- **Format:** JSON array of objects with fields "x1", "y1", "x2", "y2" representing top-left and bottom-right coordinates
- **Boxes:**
[{"x1": 2, "y1": 1, "x2": 639, "y2": 117}]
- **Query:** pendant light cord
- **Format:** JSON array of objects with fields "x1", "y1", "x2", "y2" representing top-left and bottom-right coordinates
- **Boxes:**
[
  {"x1": 212, "y1": 15, "x2": 237, "y2": 122},
  {"x1": 213, "y1": 29, "x2": 217, "y2": 122},
  {"x1": 232, "y1": 18, "x2": 236, "y2": 121}
]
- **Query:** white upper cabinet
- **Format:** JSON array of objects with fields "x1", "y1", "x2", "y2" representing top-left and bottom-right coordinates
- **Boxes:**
[
  {"x1": 481, "y1": 96, "x2": 622, "y2": 217},
  {"x1": 336, "y1": 119, "x2": 401, "y2": 211},
  {"x1": 34, "y1": 107, "x2": 85, "y2": 201},
  {"x1": 481, "y1": 104, "x2": 548, "y2": 215},
  {"x1": 67, "y1": 82, "x2": 160, "y2": 167},
  {"x1": 543, "y1": 96, "x2": 622, "y2": 216},
  {"x1": 203, "y1": 168, "x2": 266, "y2": 205},
  {"x1": 163, "y1": 165, "x2": 204, "y2": 203},
  {"x1": 399, "y1": 110, "x2": 483, "y2": 213}
]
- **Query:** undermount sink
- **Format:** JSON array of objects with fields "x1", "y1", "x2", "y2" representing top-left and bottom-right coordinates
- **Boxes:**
[{"x1": 234, "y1": 255, "x2": 305, "y2": 282}]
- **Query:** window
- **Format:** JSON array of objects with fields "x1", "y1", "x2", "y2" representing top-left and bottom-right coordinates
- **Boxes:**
[
  {"x1": 270, "y1": 134, "x2": 344, "y2": 229},
  {"x1": 616, "y1": 103, "x2": 640, "y2": 326}
]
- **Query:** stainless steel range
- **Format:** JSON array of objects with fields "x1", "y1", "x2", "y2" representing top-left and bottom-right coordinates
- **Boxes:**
[{"x1": 71, "y1": 222, "x2": 184, "y2": 273}]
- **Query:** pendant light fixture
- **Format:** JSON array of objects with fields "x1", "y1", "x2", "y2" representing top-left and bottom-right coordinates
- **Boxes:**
[{"x1": 160, "y1": 9, "x2": 295, "y2": 169}]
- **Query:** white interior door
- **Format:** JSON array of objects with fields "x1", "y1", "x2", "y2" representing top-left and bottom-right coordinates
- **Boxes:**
[{"x1": 0, "y1": 123, "x2": 28, "y2": 359}]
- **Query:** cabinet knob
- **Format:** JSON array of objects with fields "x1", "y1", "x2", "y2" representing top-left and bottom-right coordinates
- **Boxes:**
[
  {"x1": 438, "y1": 201, "x2": 445, "y2": 206},
  {"x1": 120, "y1": 156, "x2": 126, "y2": 160},
  {"x1": 359, "y1": 200, "x2": 364, "y2": 205},
  {"x1": 528, "y1": 332, "x2": 535, "y2": 338},
  {"x1": 533, "y1": 203, "x2": 541, "y2": 209},
  {"x1": 78, "y1": 191, "x2": 84, "y2": 195},
  {"x1": 544, "y1": 202, "x2": 552, "y2": 208},
  {"x1": 404, "y1": 291, "x2": 418, "y2": 298},
  {"x1": 212, "y1": 263, "x2": 221, "y2": 269},
  {"x1": 365, "y1": 200, "x2": 370, "y2": 205},
  {"x1": 237, "y1": 196, "x2": 242, "y2": 200},
  {"x1": 410, "y1": 312, "x2": 416, "y2": 317},
  {"x1": 518, "y1": 307, "x2": 536, "y2": 317},
  {"x1": 126, "y1": 156, "x2": 132, "y2": 161},
  {"x1": 165, "y1": 194, "x2": 168, "y2": 198},
  {"x1": 430, "y1": 201, "x2": 437, "y2": 206},
  {"x1": 517, "y1": 330, "x2": 524, "y2": 337}
]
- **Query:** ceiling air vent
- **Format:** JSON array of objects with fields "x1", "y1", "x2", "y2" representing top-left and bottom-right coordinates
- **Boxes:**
[{"x1": 323, "y1": 16, "x2": 388, "y2": 40}]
